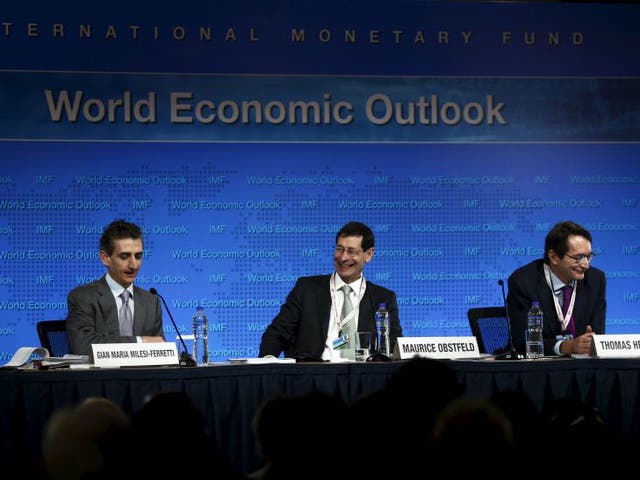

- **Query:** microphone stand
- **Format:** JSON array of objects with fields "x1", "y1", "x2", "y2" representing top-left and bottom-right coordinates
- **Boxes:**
[
  {"x1": 495, "y1": 280, "x2": 523, "y2": 360},
  {"x1": 150, "y1": 288, "x2": 197, "y2": 367}
]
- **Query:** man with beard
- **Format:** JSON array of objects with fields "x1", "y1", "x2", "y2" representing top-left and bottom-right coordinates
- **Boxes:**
[{"x1": 66, "y1": 219, "x2": 165, "y2": 355}]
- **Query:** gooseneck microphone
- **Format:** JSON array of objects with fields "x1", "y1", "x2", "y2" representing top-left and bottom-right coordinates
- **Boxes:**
[
  {"x1": 495, "y1": 279, "x2": 523, "y2": 360},
  {"x1": 150, "y1": 288, "x2": 197, "y2": 367}
]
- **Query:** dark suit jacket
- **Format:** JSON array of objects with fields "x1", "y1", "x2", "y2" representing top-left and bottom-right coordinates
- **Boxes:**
[
  {"x1": 66, "y1": 275, "x2": 164, "y2": 355},
  {"x1": 259, "y1": 274, "x2": 402, "y2": 359},
  {"x1": 507, "y1": 259, "x2": 606, "y2": 355}
]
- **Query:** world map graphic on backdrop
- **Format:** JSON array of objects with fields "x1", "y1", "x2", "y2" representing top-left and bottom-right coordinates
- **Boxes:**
[{"x1": 1, "y1": 141, "x2": 638, "y2": 361}]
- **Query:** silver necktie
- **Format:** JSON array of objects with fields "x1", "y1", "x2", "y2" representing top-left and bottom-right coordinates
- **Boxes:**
[
  {"x1": 119, "y1": 290, "x2": 133, "y2": 336},
  {"x1": 339, "y1": 285, "x2": 355, "y2": 358}
]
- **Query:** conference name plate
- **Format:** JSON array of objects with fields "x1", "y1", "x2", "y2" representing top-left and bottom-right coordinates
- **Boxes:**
[
  {"x1": 394, "y1": 336, "x2": 480, "y2": 360},
  {"x1": 592, "y1": 334, "x2": 640, "y2": 358},
  {"x1": 92, "y1": 342, "x2": 179, "y2": 367}
]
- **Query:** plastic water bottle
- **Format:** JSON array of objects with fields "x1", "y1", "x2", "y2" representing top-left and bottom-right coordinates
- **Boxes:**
[
  {"x1": 192, "y1": 306, "x2": 209, "y2": 365},
  {"x1": 526, "y1": 301, "x2": 544, "y2": 359},
  {"x1": 375, "y1": 303, "x2": 391, "y2": 358}
]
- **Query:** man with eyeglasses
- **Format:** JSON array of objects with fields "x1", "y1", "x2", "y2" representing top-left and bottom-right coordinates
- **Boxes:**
[
  {"x1": 259, "y1": 221, "x2": 402, "y2": 361},
  {"x1": 507, "y1": 220, "x2": 606, "y2": 356}
]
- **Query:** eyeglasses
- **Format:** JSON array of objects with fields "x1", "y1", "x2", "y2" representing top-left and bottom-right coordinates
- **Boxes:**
[
  {"x1": 565, "y1": 252, "x2": 596, "y2": 264},
  {"x1": 334, "y1": 246, "x2": 363, "y2": 258}
]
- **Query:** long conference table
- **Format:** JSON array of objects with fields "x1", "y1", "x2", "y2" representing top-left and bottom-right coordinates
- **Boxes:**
[{"x1": 2, "y1": 357, "x2": 640, "y2": 475}]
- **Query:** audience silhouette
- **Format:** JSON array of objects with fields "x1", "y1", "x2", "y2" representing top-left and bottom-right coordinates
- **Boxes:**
[
  {"x1": 42, "y1": 396, "x2": 131, "y2": 480},
  {"x1": 37, "y1": 360, "x2": 634, "y2": 479},
  {"x1": 249, "y1": 391, "x2": 348, "y2": 480},
  {"x1": 349, "y1": 358, "x2": 463, "y2": 477},
  {"x1": 429, "y1": 397, "x2": 516, "y2": 475},
  {"x1": 131, "y1": 390, "x2": 243, "y2": 479}
]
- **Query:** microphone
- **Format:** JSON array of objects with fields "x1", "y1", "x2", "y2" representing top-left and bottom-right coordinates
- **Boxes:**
[
  {"x1": 150, "y1": 288, "x2": 197, "y2": 367},
  {"x1": 495, "y1": 280, "x2": 523, "y2": 360}
]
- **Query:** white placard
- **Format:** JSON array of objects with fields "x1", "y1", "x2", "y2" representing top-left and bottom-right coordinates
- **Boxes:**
[
  {"x1": 394, "y1": 336, "x2": 480, "y2": 360},
  {"x1": 592, "y1": 334, "x2": 640, "y2": 358},
  {"x1": 92, "y1": 342, "x2": 179, "y2": 367}
]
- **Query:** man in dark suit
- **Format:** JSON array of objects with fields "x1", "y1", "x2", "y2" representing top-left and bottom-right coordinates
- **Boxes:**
[
  {"x1": 259, "y1": 221, "x2": 402, "y2": 360},
  {"x1": 66, "y1": 219, "x2": 164, "y2": 355},
  {"x1": 507, "y1": 220, "x2": 606, "y2": 356}
]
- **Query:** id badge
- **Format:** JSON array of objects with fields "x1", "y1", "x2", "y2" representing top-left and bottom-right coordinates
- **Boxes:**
[
  {"x1": 333, "y1": 333, "x2": 348, "y2": 349},
  {"x1": 556, "y1": 334, "x2": 573, "y2": 341}
]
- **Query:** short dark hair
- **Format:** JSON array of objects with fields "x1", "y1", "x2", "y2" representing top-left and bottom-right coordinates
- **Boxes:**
[
  {"x1": 335, "y1": 222, "x2": 374, "y2": 251},
  {"x1": 543, "y1": 220, "x2": 592, "y2": 263},
  {"x1": 99, "y1": 219, "x2": 143, "y2": 255}
]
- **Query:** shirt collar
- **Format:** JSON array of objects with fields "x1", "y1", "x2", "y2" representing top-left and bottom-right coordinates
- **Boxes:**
[
  {"x1": 549, "y1": 270, "x2": 575, "y2": 293},
  {"x1": 105, "y1": 273, "x2": 134, "y2": 298},
  {"x1": 333, "y1": 272, "x2": 363, "y2": 294}
]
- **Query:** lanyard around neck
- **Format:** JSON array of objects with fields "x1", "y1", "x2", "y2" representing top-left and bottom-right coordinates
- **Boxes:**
[
  {"x1": 330, "y1": 272, "x2": 366, "y2": 331},
  {"x1": 543, "y1": 263, "x2": 576, "y2": 330}
]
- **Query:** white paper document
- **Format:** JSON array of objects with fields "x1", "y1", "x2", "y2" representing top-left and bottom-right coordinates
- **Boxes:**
[
  {"x1": 1, "y1": 347, "x2": 90, "y2": 369},
  {"x1": 227, "y1": 357, "x2": 296, "y2": 364},
  {"x1": 2, "y1": 346, "x2": 50, "y2": 368}
]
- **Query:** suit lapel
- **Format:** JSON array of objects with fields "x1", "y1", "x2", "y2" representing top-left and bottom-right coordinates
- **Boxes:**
[
  {"x1": 572, "y1": 280, "x2": 587, "y2": 333},
  {"x1": 317, "y1": 276, "x2": 332, "y2": 337},
  {"x1": 535, "y1": 267, "x2": 560, "y2": 333},
  {"x1": 132, "y1": 287, "x2": 145, "y2": 335},
  {"x1": 97, "y1": 276, "x2": 120, "y2": 333},
  {"x1": 359, "y1": 284, "x2": 375, "y2": 332}
]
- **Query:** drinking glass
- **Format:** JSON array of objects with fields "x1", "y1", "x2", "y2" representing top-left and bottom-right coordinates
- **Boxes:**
[{"x1": 355, "y1": 332, "x2": 372, "y2": 362}]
